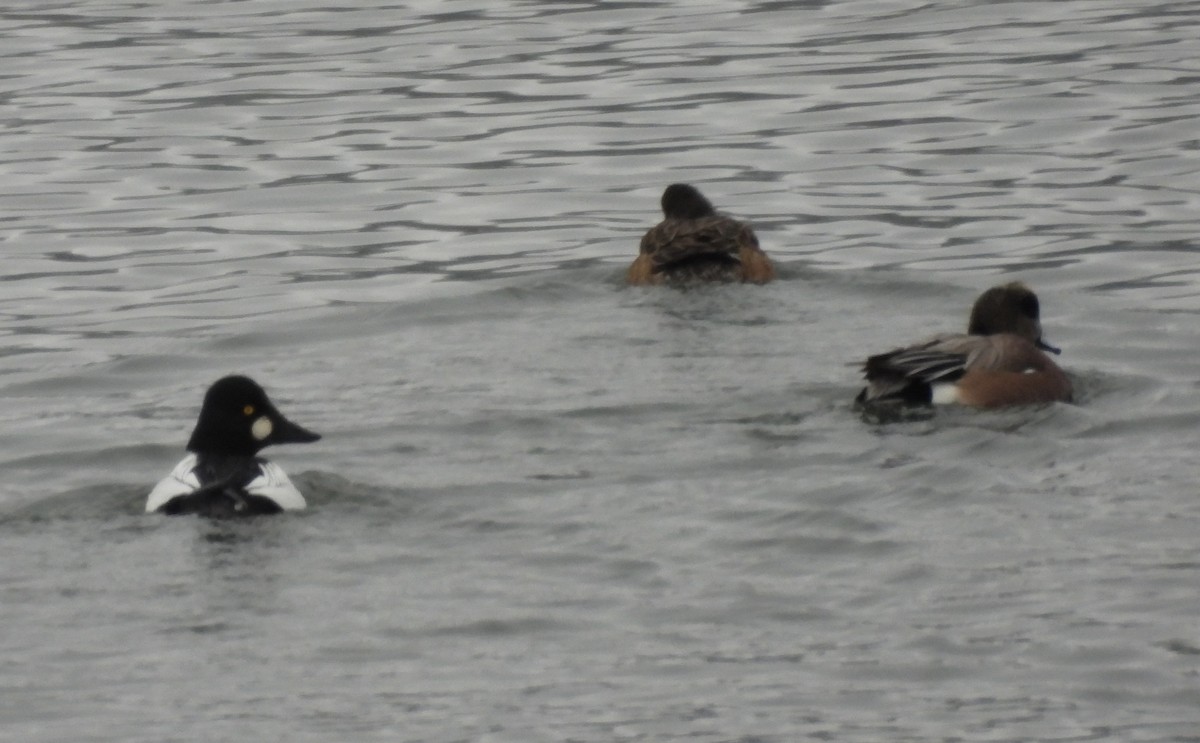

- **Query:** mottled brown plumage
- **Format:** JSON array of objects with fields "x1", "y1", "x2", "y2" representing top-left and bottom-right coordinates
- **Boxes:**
[
  {"x1": 627, "y1": 184, "x2": 775, "y2": 286},
  {"x1": 856, "y1": 283, "x2": 1072, "y2": 409}
]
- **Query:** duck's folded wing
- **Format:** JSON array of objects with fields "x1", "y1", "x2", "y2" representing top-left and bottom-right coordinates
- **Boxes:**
[
  {"x1": 919, "y1": 333, "x2": 1042, "y2": 373},
  {"x1": 857, "y1": 335, "x2": 984, "y2": 405},
  {"x1": 864, "y1": 334, "x2": 985, "y2": 380},
  {"x1": 641, "y1": 216, "x2": 756, "y2": 268}
]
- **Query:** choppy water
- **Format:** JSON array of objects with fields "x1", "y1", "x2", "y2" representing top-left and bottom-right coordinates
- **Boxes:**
[{"x1": 2, "y1": 1, "x2": 1199, "y2": 741}]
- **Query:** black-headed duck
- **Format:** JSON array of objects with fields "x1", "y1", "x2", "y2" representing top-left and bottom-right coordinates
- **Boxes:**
[{"x1": 146, "y1": 375, "x2": 321, "y2": 517}]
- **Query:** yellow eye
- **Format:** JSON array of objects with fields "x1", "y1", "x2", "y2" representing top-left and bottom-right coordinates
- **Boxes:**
[{"x1": 243, "y1": 405, "x2": 255, "y2": 416}]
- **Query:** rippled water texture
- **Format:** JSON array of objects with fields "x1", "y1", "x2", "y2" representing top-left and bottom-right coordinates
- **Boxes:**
[{"x1": 2, "y1": 1, "x2": 1199, "y2": 741}]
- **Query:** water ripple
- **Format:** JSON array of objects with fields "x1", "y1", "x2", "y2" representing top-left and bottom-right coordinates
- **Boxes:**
[{"x1": 4, "y1": 2, "x2": 1200, "y2": 742}]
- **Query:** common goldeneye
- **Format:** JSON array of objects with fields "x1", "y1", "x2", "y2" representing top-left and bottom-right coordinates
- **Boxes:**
[{"x1": 146, "y1": 375, "x2": 321, "y2": 516}]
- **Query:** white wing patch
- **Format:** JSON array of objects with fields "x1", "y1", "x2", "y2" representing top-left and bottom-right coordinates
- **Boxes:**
[
  {"x1": 145, "y1": 453, "x2": 201, "y2": 512},
  {"x1": 145, "y1": 454, "x2": 307, "y2": 512}
]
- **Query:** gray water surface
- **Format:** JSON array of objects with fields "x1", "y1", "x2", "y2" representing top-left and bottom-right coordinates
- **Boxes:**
[{"x1": 2, "y1": 1, "x2": 1199, "y2": 741}]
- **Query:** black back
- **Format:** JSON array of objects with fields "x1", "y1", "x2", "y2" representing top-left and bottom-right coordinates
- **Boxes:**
[{"x1": 157, "y1": 455, "x2": 284, "y2": 517}]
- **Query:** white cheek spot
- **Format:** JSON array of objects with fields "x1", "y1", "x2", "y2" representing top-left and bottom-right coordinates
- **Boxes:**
[{"x1": 251, "y1": 416, "x2": 273, "y2": 441}]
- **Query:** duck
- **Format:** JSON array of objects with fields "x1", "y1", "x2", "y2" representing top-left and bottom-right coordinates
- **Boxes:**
[
  {"x1": 627, "y1": 183, "x2": 776, "y2": 286},
  {"x1": 146, "y1": 375, "x2": 321, "y2": 516},
  {"x1": 855, "y1": 283, "x2": 1073, "y2": 409}
]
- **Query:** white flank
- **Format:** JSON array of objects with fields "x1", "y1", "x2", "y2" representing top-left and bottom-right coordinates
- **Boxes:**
[
  {"x1": 145, "y1": 453, "x2": 202, "y2": 512},
  {"x1": 930, "y1": 383, "x2": 962, "y2": 405},
  {"x1": 247, "y1": 461, "x2": 307, "y2": 510}
]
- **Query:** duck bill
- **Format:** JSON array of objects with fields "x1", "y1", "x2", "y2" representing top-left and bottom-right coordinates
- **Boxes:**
[
  {"x1": 271, "y1": 415, "x2": 321, "y2": 445},
  {"x1": 1035, "y1": 338, "x2": 1062, "y2": 355}
]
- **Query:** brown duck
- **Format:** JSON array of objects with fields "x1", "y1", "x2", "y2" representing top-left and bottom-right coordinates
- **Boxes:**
[
  {"x1": 856, "y1": 283, "x2": 1073, "y2": 409},
  {"x1": 627, "y1": 183, "x2": 775, "y2": 286}
]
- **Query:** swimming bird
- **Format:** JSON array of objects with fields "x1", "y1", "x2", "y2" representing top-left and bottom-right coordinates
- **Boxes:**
[
  {"x1": 627, "y1": 183, "x2": 776, "y2": 286},
  {"x1": 855, "y1": 283, "x2": 1073, "y2": 409},
  {"x1": 146, "y1": 375, "x2": 321, "y2": 516}
]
